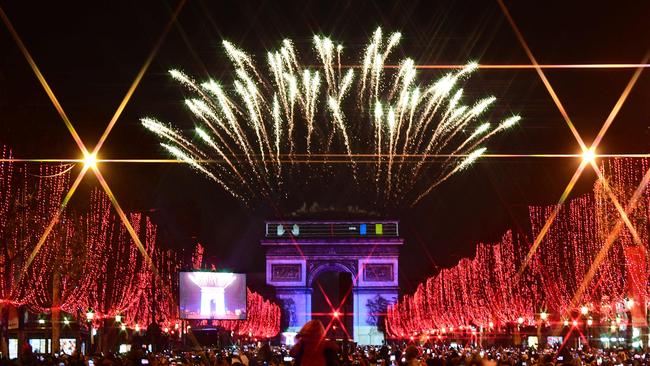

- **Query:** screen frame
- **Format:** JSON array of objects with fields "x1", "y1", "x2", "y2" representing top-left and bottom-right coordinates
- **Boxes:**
[{"x1": 178, "y1": 271, "x2": 248, "y2": 320}]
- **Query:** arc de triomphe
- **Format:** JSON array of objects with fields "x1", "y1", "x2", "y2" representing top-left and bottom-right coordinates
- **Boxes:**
[{"x1": 263, "y1": 220, "x2": 402, "y2": 345}]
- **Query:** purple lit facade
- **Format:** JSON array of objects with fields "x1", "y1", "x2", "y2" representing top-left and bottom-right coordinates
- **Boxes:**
[{"x1": 264, "y1": 221, "x2": 402, "y2": 345}]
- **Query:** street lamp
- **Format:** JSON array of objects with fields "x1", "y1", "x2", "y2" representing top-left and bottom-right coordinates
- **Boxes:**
[
  {"x1": 115, "y1": 314, "x2": 122, "y2": 323},
  {"x1": 540, "y1": 312, "x2": 548, "y2": 321},
  {"x1": 86, "y1": 309, "x2": 95, "y2": 353},
  {"x1": 581, "y1": 148, "x2": 596, "y2": 164},
  {"x1": 83, "y1": 152, "x2": 98, "y2": 170},
  {"x1": 580, "y1": 306, "x2": 589, "y2": 316}
]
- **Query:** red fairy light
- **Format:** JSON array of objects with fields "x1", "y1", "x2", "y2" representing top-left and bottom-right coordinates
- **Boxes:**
[
  {"x1": 387, "y1": 158, "x2": 650, "y2": 338},
  {"x1": 0, "y1": 144, "x2": 281, "y2": 335}
]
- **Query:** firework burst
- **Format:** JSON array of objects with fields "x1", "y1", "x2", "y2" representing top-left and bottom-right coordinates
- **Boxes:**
[{"x1": 143, "y1": 27, "x2": 520, "y2": 208}]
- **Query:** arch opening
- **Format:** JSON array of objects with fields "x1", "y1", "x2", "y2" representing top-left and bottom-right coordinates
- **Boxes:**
[{"x1": 311, "y1": 271, "x2": 354, "y2": 340}]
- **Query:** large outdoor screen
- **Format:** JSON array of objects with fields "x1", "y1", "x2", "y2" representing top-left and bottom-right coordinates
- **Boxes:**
[{"x1": 179, "y1": 272, "x2": 247, "y2": 320}]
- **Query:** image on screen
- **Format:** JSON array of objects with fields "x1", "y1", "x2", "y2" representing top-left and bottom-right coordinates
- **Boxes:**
[{"x1": 179, "y1": 272, "x2": 247, "y2": 320}]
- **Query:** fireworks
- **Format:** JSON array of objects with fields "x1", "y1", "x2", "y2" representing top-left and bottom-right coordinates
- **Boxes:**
[{"x1": 143, "y1": 27, "x2": 520, "y2": 207}]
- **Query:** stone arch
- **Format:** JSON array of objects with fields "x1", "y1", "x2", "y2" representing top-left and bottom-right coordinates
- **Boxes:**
[{"x1": 307, "y1": 262, "x2": 357, "y2": 287}]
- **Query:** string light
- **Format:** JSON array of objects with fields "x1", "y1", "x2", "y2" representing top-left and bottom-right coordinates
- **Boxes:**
[
  {"x1": 0, "y1": 145, "x2": 281, "y2": 339},
  {"x1": 387, "y1": 157, "x2": 650, "y2": 338}
]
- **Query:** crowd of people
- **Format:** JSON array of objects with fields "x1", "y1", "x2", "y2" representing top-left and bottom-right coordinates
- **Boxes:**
[{"x1": 5, "y1": 320, "x2": 650, "y2": 366}]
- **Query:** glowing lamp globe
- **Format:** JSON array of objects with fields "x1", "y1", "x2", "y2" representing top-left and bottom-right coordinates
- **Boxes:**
[
  {"x1": 115, "y1": 314, "x2": 122, "y2": 323},
  {"x1": 563, "y1": 320, "x2": 569, "y2": 327},
  {"x1": 626, "y1": 299, "x2": 635, "y2": 309},
  {"x1": 582, "y1": 148, "x2": 596, "y2": 164},
  {"x1": 83, "y1": 152, "x2": 98, "y2": 170},
  {"x1": 580, "y1": 306, "x2": 589, "y2": 315},
  {"x1": 38, "y1": 319, "x2": 45, "y2": 324},
  {"x1": 63, "y1": 318, "x2": 70, "y2": 326},
  {"x1": 587, "y1": 318, "x2": 593, "y2": 326},
  {"x1": 488, "y1": 322, "x2": 494, "y2": 329},
  {"x1": 517, "y1": 317, "x2": 524, "y2": 325},
  {"x1": 332, "y1": 311, "x2": 340, "y2": 318},
  {"x1": 85, "y1": 310, "x2": 94, "y2": 321},
  {"x1": 540, "y1": 312, "x2": 548, "y2": 321},
  {"x1": 120, "y1": 324, "x2": 126, "y2": 331},
  {"x1": 572, "y1": 320, "x2": 578, "y2": 327},
  {"x1": 135, "y1": 324, "x2": 140, "y2": 332}
]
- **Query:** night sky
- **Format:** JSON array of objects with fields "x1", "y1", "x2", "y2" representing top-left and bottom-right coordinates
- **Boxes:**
[{"x1": 1, "y1": 1, "x2": 649, "y2": 291}]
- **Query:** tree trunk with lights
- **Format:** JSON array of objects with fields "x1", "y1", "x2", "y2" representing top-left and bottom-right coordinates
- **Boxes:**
[
  {"x1": 51, "y1": 270, "x2": 61, "y2": 353},
  {"x1": 0, "y1": 304, "x2": 7, "y2": 357}
]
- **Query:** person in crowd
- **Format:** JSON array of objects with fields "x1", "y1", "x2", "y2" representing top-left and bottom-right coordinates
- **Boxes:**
[
  {"x1": 289, "y1": 320, "x2": 339, "y2": 366},
  {"x1": 404, "y1": 345, "x2": 421, "y2": 366}
]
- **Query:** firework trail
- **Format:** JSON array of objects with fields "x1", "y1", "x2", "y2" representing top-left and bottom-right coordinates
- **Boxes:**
[{"x1": 143, "y1": 28, "x2": 520, "y2": 208}]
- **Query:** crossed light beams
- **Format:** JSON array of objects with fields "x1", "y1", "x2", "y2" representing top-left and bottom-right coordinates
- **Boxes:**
[
  {"x1": 0, "y1": 0, "x2": 187, "y2": 289},
  {"x1": 496, "y1": 0, "x2": 650, "y2": 309},
  {"x1": 314, "y1": 281, "x2": 353, "y2": 340}
]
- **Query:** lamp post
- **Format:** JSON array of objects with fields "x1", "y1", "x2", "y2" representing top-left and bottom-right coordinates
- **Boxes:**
[
  {"x1": 85, "y1": 309, "x2": 94, "y2": 353},
  {"x1": 539, "y1": 312, "x2": 548, "y2": 348},
  {"x1": 587, "y1": 317, "x2": 594, "y2": 347}
]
